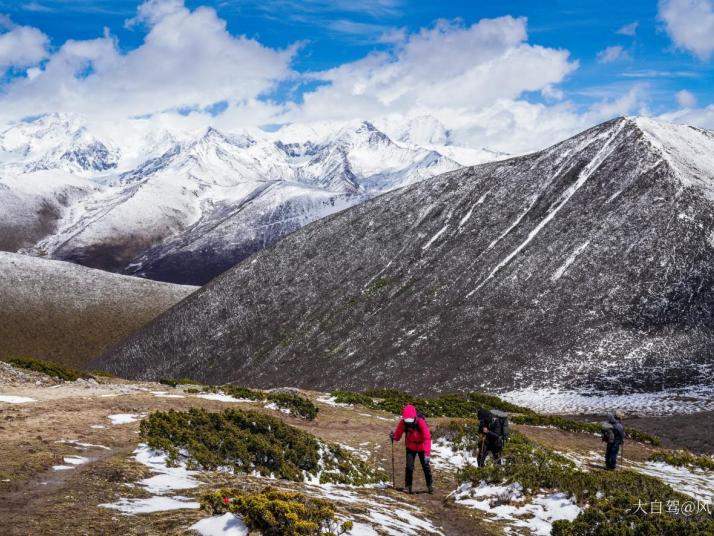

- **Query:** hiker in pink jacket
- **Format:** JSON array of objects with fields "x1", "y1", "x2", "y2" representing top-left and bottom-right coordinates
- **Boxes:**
[{"x1": 390, "y1": 404, "x2": 433, "y2": 494}]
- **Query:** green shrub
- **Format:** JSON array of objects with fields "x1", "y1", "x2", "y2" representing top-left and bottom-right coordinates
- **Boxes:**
[
  {"x1": 202, "y1": 487, "x2": 352, "y2": 536},
  {"x1": 454, "y1": 427, "x2": 713, "y2": 534},
  {"x1": 332, "y1": 388, "x2": 532, "y2": 417},
  {"x1": 140, "y1": 408, "x2": 384, "y2": 485},
  {"x1": 158, "y1": 377, "x2": 203, "y2": 387},
  {"x1": 200, "y1": 385, "x2": 319, "y2": 420},
  {"x1": 90, "y1": 370, "x2": 116, "y2": 378},
  {"x1": 266, "y1": 392, "x2": 319, "y2": 421},
  {"x1": 2, "y1": 356, "x2": 90, "y2": 381},
  {"x1": 511, "y1": 414, "x2": 661, "y2": 446},
  {"x1": 647, "y1": 450, "x2": 714, "y2": 471}
]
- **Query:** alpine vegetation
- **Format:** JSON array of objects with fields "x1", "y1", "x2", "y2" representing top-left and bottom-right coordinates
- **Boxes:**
[{"x1": 139, "y1": 408, "x2": 386, "y2": 485}]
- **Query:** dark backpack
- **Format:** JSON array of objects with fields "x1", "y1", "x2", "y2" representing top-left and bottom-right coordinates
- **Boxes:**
[
  {"x1": 601, "y1": 422, "x2": 615, "y2": 443},
  {"x1": 490, "y1": 410, "x2": 510, "y2": 440}
]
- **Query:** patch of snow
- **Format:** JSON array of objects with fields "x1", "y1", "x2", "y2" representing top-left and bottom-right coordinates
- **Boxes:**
[
  {"x1": 108, "y1": 413, "x2": 143, "y2": 425},
  {"x1": 190, "y1": 513, "x2": 249, "y2": 536},
  {"x1": 134, "y1": 444, "x2": 200, "y2": 494},
  {"x1": 264, "y1": 401, "x2": 291, "y2": 414},
  {"x1": 551, "y1": 240, "x2": 590, "y2": 281},
  {"x1": 468, "y1": 122, "x2": 625, "y2": 296},
  {"x1": 628, "y1": 460, "x2": 714, "y2": 502},
  {"x1": 422, "y1": 224, "x2": 449, "y2": 250},
  {"x1": 100, "y1": 495, "x2": 200, "y2": 515},
  {"x1": 0, "y1": 395, "x2": 35, "y2": 404},
  {"x1": 52, "y1": 465, "x2": 75, "y2": 471},
  {"x1": 500, "y1": 386, "x2": 714, "y2": 415},
  {"x1": 57, "y1": 439, "x2": 111, "y2": 450},
  {"x1": 62, "y1": 455, "x2": 89, "y2": 465},
  {"x1": 317, "y1": 395, "x2": 350, "y2": 407},
  {"x1": 313, "y1": 483, "x2": 444, "y2": 536},
  {"x1": 452, "y1": 481, "x2": 580, "y2": 535},
  {"x1": 100, "y1": 444, "x2": 200, "y2": 515},
  {"x1": 90, "y1": 424, "x2": 107, "y2": 429},
  {"x1": 196, "y1": 392, "x2": 253, "y2": 403},
  {"x1": 430, "y1": 438, "x2": 478, "y2": 470},
  {"x1": 150, "y1": 391, "x2": 185, "y2": 399}
]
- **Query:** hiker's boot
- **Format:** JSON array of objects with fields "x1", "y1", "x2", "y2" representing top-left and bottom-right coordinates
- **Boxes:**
[
  {"x1": 428, "y1": 485, "x2": 434, "y2": 494},
  {"x1": 402, "y1": 486, "x2": 412, "y2": 494}
]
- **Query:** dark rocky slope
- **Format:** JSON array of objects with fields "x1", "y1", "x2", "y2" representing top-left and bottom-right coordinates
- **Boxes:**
[{"x1": 93, "y1": 117, "x2": 714, "y2": 395}]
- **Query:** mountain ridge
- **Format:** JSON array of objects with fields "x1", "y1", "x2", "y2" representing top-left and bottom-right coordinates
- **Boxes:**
[
  {"x1": 92, "y1": 116, "x2": 714, "y2": 396},
  {"x1": 1, "y1": 114, "x2": 475, "y2": 284}
]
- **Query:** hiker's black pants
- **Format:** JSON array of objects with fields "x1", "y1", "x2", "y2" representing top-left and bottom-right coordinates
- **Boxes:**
[
  {"x1": 478, "y1": 444, "x2": 502, "y2": 467},
  {"x1": 405, "y1": 449, "x2": 432, "y2": 489},
  {"x1": 606, "y1": 442, "x2": 621, "y2": 469}
]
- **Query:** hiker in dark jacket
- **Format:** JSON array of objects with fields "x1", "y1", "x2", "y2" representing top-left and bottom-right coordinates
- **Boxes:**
[
  {"x1": 477, "y1": 408, "x2": 503, "y2": 467},
  {"x1": 605, "y1": 411, "x2": 625, "y2": 470},
  {"x1": 390, "y1": 404, "x2": 433, "y2": 494}
]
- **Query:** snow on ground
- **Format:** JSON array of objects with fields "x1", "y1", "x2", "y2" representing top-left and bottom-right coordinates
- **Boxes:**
[
  {"x1": 196, "y1": 393, "x2": 253, "y2": 403},
  {"x1": 556, "y1": 449, "x2": 714, "y2": 502},
  {"x1": 0, "y1": 395, "x2": 36, "y2": 404},
  {"x1": 264, "y1": 401, "x2": 291, "y2": 414},
  {"x1": 430, "y1": 438, "x2": 478, "y2": 470},
  {"x1": 150, "y1": 391, "x2": 185, "y2": 399},
  {"x1": 101, "y1": 495, "x2": 200, "y2": 515},
  {"x1": 57, "y1": 439, "x2": 111, "y2": 450},
  {"x1": 316, "y1": 395, "x2": 351, "y2": 407},
  {"x1": 450, "y1": 481, "x2": 580, "y2": 535},
  {"x1": 52, "y1": 464, "x2": 75, "y2": 471},
  {"x1": 190, "y1": 513, "x2": 249, "y2": 536},
  {"x1": 312, "y1": 484, "x2": 444, "y2": 536},
  {"x1": 100, "y1": 444, "x2": 201, "y2": 514},
  {"x1": 500, "y1": 386, "x2": 714, "y2": 415},
  {"x1": 107, "y1": 413, "x2": 144, "y2": 425},
  {"x1": 62, "y1": 455, "x2": 89, "y2": 466}
]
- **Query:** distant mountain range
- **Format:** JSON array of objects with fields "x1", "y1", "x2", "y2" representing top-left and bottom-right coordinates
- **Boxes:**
[
  {"x1": 93, "y1": 117, "x2": 714, "y2": 397},
  {"x1": 0, "y1": 252, "x2": 195, "y2": 367},
  {"x1": 0, "y1": 113, "x2": 505, "y2": 284}
]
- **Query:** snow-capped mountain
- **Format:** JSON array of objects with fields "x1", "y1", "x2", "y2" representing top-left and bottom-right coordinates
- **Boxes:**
[
  {"x1": 0, "y1": 113, "x2": 468, "y2": 284},
  {"x1": 93, "y1": 117, "x2": 714, "y2": 398}
]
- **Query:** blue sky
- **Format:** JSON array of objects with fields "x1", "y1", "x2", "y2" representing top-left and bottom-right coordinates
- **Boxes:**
[{"x1": 0, "y1": 0, "x2": 712, "y2": 152}]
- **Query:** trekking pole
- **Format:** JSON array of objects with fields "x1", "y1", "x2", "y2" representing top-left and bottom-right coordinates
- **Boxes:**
[{"x1": 391, "y1": 438, "x2": 396, "y2": 489}]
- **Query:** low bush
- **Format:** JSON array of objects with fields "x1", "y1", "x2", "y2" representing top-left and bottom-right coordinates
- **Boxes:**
[
  {"x1": 199, "y1": 385, "x2": 319, "y2": 420},
  {"x1": 202, "y1": 487, "x2": 352, "y2": 536},
  {"x1": 452, "y1": 426, "x2": 713, "y2": 534},
  {"x1": 140, "y1": 408, "x2": 384, "y2": 485},
  {"x1": 158, "y1": 377, "x2": 203, "y2": 387},
  {"x1": 332, "y1": 388, "x2": 532, "y2": 417},
  {"x1": 340, "y1": 388, "x2": 661, "y2": 446},
  {"x1": 510, "y1": 413, "x2": 661, "y2": 446},
  {"x1": 2, "y1": 356, "x2": 90, "y2": 382},
  {"x1": 647, "y1": 450, "x2": 714, "y2": 471}
]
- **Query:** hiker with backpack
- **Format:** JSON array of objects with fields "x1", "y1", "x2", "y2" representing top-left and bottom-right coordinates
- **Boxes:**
[
  {"x1": 477, "y1": 408, "x2": 509, "y2": 467},
  {"x1": 389, "y1": 404, "x2": 433, "y2": 494},
  {"x1": 602, "y1": 411, "x2": 625, "y2": 470}
]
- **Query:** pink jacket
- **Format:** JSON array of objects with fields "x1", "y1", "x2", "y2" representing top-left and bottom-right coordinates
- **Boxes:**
[{"x1": 392, "y1": 404, "x2": 431, "y2": 456}]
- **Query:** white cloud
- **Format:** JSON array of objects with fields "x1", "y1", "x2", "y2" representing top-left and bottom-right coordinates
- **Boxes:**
[
  {"x1": 0, "y1": 16, "x2": 49, "y2": 71},
  {"x1": 0, "y1": 0, "x2": 295, "y2": 123},
  {"x1": 658, "y1": 0, "x2": 714, "y2": 60},
  {"x1": 616, "y1": 21, "x2": 639, "y2": 36},
  {"x1": 597, "y1": 45, "x2": 630, "y2": 64},
  {"x1": 286, "y1": 17, "x2": 577, "y2": 122},
  {"x1": 675, "y1": 89, "x2": 697, "y2": 107},
  {"x1": 660, "y1": 104, "x2": 714, "y2": 128}
]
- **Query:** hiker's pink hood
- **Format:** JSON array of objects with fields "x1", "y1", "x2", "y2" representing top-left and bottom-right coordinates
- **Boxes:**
[{"x1": 392, "y1": 404, "x2": 431, "y2": 455}]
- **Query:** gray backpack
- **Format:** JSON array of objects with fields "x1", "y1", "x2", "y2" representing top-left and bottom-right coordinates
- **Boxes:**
[
  {"x1": 491, "y1": 410, "x2": 510, "y2": 440},
  {"x1": 601, "y1": 422, "x2": 615, "y2": 443}
]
